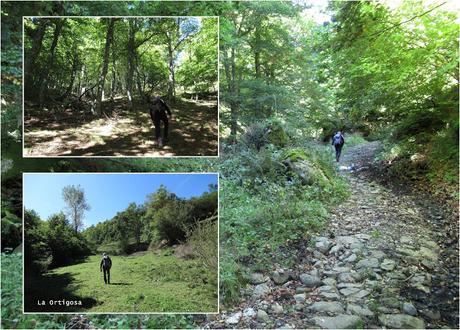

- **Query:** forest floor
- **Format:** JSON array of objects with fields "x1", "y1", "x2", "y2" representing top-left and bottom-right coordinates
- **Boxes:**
[
  {"x1": 207, "y1": 141, "x2": 459, "y2": 329},
  {"x1": 23, "y1": 97, "x2": 218, "y2": 157},
  {"x1": 24, "y1": 251, "x2": 217, "y2": 313}
]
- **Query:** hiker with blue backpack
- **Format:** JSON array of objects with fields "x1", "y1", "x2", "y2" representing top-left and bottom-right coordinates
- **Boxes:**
[
  {"x1": 332, "y1": 131, "x2": 345, "y2": 162},
  {"x1": 100, "y1": 253, "x2": 112, "y2": 284}
]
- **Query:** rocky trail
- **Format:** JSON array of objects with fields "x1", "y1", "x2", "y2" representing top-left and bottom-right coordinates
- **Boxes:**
[{"x1": 207, "y1": 142, "x2": 459, "y2": 329}]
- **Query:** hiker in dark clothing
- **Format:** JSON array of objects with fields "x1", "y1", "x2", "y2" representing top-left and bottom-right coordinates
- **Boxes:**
[
  {"x1": 149, "y1": 96, "x2": 172, "y2": 147},
  {"x1": 332, "y1": 131, "x2": 345, "y2": 162},
  {"x1": 100, "y1": 253, "x2": 112, "y2": 284}
]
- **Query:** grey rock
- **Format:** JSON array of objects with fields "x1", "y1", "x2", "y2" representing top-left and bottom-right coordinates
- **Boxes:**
[
  {"x1": 225, "y1": 312, "x2": 242, "y2": 325},
  {"x1": 369, "y1": 250, "x2": 386, "y2": 260},
  {"x1": 294, "y1": 293, "x2": 306, "y2": 303},
  {"x1": 333, "y1": 266, "x2": 351, "y2": 273},
  {"x1": 422, "y1": 309, "x2": 441, "y2": 320},
  {"x1": 243, "y1": 307, "x2": 256, "y2": 318},
  {"x1": 378, "y1": 314, "x2": 425, "y2": 329},
  {"x1": 336, "y1": 235, "x2": 361, "y2": 246},
  {"x1": 300, "y1": 274, "x2": 321, "y2": 287},
  {"x1": 316, "y1": 240, "x2": 333, "y2": 254},
  {"x1": 388, "y1": 271, "x2": 405, "y2": 279},
  {"x1": 344, "y1": 254, "x2": 357, "y2": 263},
  {"x1": 337, "y1": 282, "x2": 362, "y2": 289},
  {"x1": 337, "y1": 272, "x2": 361, "y2": 283},
  {"x1": 272, "y1": 271, "x2": 290, "y2": 285},
  {"x1": 294, "y1": 303, "x2": 304, "y2": 311},
  {"x1": 347, "y1": 304, "x2": 374, "y2": 317},
  {"x1": 253, "y1": 283, "x2": 271, "y2": 297},
  {"x1": 295, "y1": 287, "x2": 309, "y2": 294},
  {"x1": 356, "y1": 257, "x2": 379, "y2": 269},
  {"x1": 352, "y1": 289, "x2": 371, "y2": 300},
  {"x1": 318, "y1": 285, "x2": 335, "y2": 292},
  {"x1": 329, "y1": 244, "x2": 343, "y2": 255},
  {"x1": 271, "y1": 303, "x2": 283, "y2": 314},
  {"x1": 350, "y1": 241, "x2": 365, "y2": 251},
  {"x1": 313, "y1": 250, "x2": 326, "y2": 259},
  {"x1": 257, "y1": 310, "x2": 270, "y2": 323},
  {"x1": 308, "y1": 301, "x2": 345, "y2": 313},
  {"x1": 322, "y1": 277, "x2": 337, "y2": 287},
  {"x1": 250, "y1": 273, "x2": 267, "y2": 284},
  {"x1": 339, "y1": 287, "x2": 361, "y2": 296},
  {"x1": 320, "y1": 292, "x2": 341, "y2": 300},
  {"x1": 402, "y1": 302, "x2": 417, "y2": 316},
  {"x1": 313, "y1": 314, "x2": 363, "y2": 329}
]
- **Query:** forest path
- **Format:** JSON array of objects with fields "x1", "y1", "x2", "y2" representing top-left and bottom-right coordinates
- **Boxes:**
[
  {"x1": 24, "y1": 98, "x2": 218, "y2": 157},
  {"x1": 211, "y1": 142, "x2": 458, "y2": 329}
]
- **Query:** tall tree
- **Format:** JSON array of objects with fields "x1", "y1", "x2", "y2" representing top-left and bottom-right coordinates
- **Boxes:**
[
  {"x1": 96, "y1": 18, "x2": 116, "y2": 115},
  {"x1": 62, "y1": 185, "x2": 90, "y2": 233},
  {"x1": 38, "y1": 19, "x2": 65, "y2": 108}
]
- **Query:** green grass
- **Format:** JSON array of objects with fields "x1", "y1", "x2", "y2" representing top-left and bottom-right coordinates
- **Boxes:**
[{"x1": 25, "y1": 251, "x2": 217, "y2": 313}]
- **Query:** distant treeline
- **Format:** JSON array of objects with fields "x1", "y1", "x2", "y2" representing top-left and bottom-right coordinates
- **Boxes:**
[{"x1": 25, "y1": 185, "x2": 218, "y2": 274}]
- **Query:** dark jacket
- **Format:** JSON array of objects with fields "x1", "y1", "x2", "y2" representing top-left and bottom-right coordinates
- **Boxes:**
[
  {"x1": 149, "y1": 97, "x2": 171, "y2": 117},
  {"x1": 100, "y1": 256, "x2": 112, "y2": 270}
]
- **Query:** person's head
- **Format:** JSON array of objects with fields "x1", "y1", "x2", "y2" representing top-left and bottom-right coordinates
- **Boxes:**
[{"x1": 103, "y1": 253, "x2": 107, "y2": 257}]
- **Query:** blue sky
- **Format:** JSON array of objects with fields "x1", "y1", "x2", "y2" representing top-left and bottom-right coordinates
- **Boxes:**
[{"x1": 23, "y1": 173, "x2": 217, "y2": 228}]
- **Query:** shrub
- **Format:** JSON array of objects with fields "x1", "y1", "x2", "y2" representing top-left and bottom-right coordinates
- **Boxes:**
[{"x1": 185, "y1": 216, "x2": 218, "y2": 272}]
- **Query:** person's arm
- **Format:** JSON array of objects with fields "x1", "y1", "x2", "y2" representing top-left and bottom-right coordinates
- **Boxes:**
[
  {"x1": 100, "y1": 259, "x2": 103, "y2": 271},
  {"x1": 160, "y1": 99, "x2": 172, "y2": 117},
  {"x1": 108, "y1": 257, "x2": 112, "y2": 268}
]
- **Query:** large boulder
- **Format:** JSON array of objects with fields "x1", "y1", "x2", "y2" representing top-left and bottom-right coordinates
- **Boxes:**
[{"x1": 282, "y1": 148, "x2": 330, "y2": 186}]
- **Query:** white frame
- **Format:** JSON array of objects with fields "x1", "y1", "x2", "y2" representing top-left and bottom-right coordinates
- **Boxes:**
[
  {"x1": 22, "y1": 172, "x2": 220, "y2": 315},
  {"x1": 22, "y1": 16, "x2": 220, "y2": 158}
]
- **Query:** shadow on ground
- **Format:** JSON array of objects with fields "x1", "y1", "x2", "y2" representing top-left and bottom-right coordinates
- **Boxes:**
[
  {"x1": 24, "y1": 97, "x2": 218, "y2": 157},
  {"x1": 24, "y1": 272, "x2": 97, "y2": 312}
]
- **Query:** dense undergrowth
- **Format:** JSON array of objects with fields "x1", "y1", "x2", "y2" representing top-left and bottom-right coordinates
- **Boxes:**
[
  {"x1": 372, "y1": 115, "x2": 459, "y2": 205},
  {"x1": 218, "y1": 117, "x2": 349, "y2": 304}
]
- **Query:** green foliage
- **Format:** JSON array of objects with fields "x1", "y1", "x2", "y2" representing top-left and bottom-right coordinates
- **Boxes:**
[
  {"x1": 1, "y1": 208, "x2": 21, "y2": 252},
  {"x1": 185, "y1": 216, "x2": 218, "y2": 272}
]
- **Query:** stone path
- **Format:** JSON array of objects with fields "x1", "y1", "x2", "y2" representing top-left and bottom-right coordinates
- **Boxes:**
[{"x1": 206, "y1": 142, "x2": 458, "y2": 329}]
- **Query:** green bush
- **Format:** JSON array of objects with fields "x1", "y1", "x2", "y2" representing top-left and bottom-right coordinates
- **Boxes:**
[{"x1": 185, "y1": 216, "x2": 218, "y2": 272}]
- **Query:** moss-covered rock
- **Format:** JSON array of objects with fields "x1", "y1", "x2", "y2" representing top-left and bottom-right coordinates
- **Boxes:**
[
  {"x1": 282, "y1": 148, "x2": 330, "y2": 186},
  {"x1": 267, "y1": 119, "x2": 288, "y2": 147}
]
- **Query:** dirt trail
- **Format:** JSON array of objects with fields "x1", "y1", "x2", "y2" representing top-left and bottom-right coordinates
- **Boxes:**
[
  {"x1": 24, "y1": 98, "x2": 218, "y2": 157},
  {"x1": 208, "y1": 142, "x2": 458, "y2": 329}
]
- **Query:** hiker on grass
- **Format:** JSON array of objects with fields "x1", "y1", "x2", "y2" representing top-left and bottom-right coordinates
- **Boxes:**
[
  {"x1": 149, "y1": 96, "x2": 172, "y2": 148},
  {"x1": 332, "y1": 131, "x2": 345, "y2": 162},
  {"x1": 100, "y1": 253, "x2": 112, "y2": 284}
]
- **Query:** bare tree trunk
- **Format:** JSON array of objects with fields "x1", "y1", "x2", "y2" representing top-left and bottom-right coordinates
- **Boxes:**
[
  {"x1": 126, "y1": 20, "x2": 136, "y2": 107},
  {"x1": 38, "y1": 19, "x2": 65, "y2": 108},
  {"x1": 96, "y1": 18, "x2": 115, "y2": 116},
  {"x1": 25, "y1": 19, "x2": 49, "y2": 97},
  {"x1": 111, "y1": 46, "x2": 116, "y2": 100},
  {"x1": 167, "y1": 43, "x2": 175, "y2": 101}
]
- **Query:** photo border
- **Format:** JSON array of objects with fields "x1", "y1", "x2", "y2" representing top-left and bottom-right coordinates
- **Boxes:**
[
  {"x1": 22, "y1": 172, "x2": 220, "y2": 315},
  {"x1": 22, "y1": 15, "x2": 220, "y2": 159}
]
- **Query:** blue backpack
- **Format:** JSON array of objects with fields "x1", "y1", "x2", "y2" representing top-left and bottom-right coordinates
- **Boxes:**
[{"x1": 333, "y1": 133, "x2": 344, "y2": 145}]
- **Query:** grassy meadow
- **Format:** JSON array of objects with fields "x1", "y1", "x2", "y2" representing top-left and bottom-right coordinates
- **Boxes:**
[{"x1": 24, "y1": 250, "x2": 217, "y2": 313}]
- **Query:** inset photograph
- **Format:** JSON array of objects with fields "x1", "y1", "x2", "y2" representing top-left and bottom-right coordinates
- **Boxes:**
[
  {"x1": 23, "y1": 173, "x2": 218, "y2": 313},
  {"x1": 23, "y1": 17, "x2": 218, "y2": 157}
]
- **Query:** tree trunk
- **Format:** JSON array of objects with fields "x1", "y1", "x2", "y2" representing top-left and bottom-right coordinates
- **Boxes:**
[
  {"x1": 38, "y1": 19, "x2": 64, "y2": 108},
  {"x1": 25, "y1": 19, "x2": 49, "y2": 97},
  {"x1": 126, "y1": 20, "x2": 136, "y2": 107},
  {"x1": 167, "y1": 44, "x2": 175, "y2": 101},
  {"x1": 111, "y1": 46, "x2": 116, "y2": 100},
  {"x1": 96, "y1": 18, "x2": 115, "y2": 116}
]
